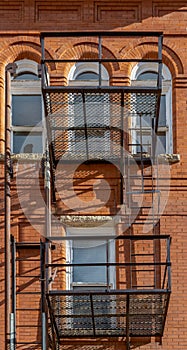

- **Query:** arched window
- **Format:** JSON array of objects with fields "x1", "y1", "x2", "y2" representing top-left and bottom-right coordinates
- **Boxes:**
[
  {"x1": 11, "y1": 59, "x2": 44, "y2": 154},
  {"x1": 131, "y1": 63, "x2": 172, "y2": 155}
]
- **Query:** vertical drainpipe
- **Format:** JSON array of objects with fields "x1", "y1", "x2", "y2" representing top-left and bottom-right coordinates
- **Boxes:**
[
  {"x1": 4, "y1": 65, "x2": 12, "y2": 350},
  {"x1": 4, "y1": 63, "x2": 16, "y2": 350},
  {"x1": 10, "y1": 235, "x2": 16, "y2": 350}
]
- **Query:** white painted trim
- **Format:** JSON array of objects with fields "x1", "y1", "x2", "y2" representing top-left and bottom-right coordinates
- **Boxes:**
[
  {"x1": 13, "y1": 59, "x2": 39, "y2": 76},
  {"x1": 11, "y1": 81, "x2": 41, "y2": 94},
  {"x1": 68, "y1": 62, "x2": 109, "y2": 82},
  {"x1": 131, "y1": 62, "x2": 171, "y2": 80}
]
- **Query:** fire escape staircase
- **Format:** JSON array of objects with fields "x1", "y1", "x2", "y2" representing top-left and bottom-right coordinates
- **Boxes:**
[{"x1": 39, "y1": 32, "x2": 171, "y2": 349}]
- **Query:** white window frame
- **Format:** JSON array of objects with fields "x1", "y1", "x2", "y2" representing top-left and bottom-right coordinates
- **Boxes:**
[
  {"x1": 11, "y1": 59, "x2": 45, "y2": 154},
  {"x1": 66, "y1": 226, "x2": 116, "y2": 291},
  {"x1": 131, "y1": 63, "x2": 173, "y2": 155},
  {"x1": 65, "y1": 226, "x2": 116, "y2": 331}
]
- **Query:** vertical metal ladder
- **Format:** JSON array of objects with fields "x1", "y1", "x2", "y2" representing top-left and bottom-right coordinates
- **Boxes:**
[{"x1": 11, "y1": 236, "x2": 43, "y2": 349}]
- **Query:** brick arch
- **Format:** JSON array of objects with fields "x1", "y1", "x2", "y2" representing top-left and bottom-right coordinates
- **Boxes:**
[
  {"x1": 56, "y1": 41, "x2": 119, "y2": 81},
  {"x1": 120, "y1": 41, "x2": 183, "y2": 78},
  {"x1": 0, "y1": 38, "x2": 56, "y2": 71},
  {"x1": 162, "y1": 42, "x2": 183, "y2": 75}
]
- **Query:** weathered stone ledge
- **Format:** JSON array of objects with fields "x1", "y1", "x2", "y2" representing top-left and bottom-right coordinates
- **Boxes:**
[
  {"x1": 57, "y1": 215, "x2": 119, "y2": 227},
  {"x1": 0, "y1": 153, "x2": 181, "y2": 164}
]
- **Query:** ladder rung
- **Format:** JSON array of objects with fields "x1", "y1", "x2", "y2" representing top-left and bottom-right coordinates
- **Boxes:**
[
  {"x1": 16, "y1": 242, "x2": 40, "y2": 249},
  {"x1": 132, "y1": 269, "x2": 155, "y2": 272},
  {"x1": 17, "y1": 325, "x2": 42, "y2": 328},
  {"x1": 128, "y1": 175, "x2": 152, "y2": 179},
  {"x1": 126, "y1": 190, "x2": 159, "y2": 194},
  {"x1": 16, "y1": 342, "x2": 42, "y2": 345},
  {"x1": 16, "y1": 275, "x2": 40, "y2": 278},
  {"x1": 132, "y1": 285, "x2": 155, "y2": 288},
  {"x1": 15, "y1": 242, "x2": 55, "y2": 250},
  {"x1": 16, "y1": 308, "x2": 40, "y2": 311},
  {"x1": 16, "y1": 258, "x2": 40, "y2": 262},
  {"x1": 130, "y1": 206, "x2": 152, "y2": 209},
  {"x1": 16, "y1": 291, "x2": 41, "y2": 295},
  {"x1": 131, "y1": 253, "x2": 154, "y2": 256},
  {"x1": 130, "y1": 221, "x2": 157, "y2": 224}
]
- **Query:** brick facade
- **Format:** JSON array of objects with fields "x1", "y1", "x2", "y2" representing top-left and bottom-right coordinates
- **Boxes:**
[{"x1": 0, "y1": 1, "x2": 187, "y2": 350}]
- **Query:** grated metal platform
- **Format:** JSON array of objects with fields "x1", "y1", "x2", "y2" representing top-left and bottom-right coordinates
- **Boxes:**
[
  {"x1": 43, "y1": 89, "x2": 159, "y2": 165},
  {"x1": 47, "y1": 291, "x2": 170, "y2": 339}
]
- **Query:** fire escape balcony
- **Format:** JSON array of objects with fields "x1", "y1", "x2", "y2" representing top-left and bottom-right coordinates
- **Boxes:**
[
  {"x1": 40, "y1": 31, "x2": 163, "y2": 168},
  {"x1": 42, "y1": 235, "x2": 171, "y2": 342},
  {"x1": 40, "y1": 32, "x2": 171, "y2": 347}
]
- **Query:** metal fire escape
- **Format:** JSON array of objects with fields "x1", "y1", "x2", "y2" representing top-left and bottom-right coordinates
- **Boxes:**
[{"x1": 39, "y1": 32, "x2": 171, "y2": 349}]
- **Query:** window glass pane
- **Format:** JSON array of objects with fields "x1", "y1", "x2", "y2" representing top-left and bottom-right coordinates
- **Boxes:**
[
  {"x1": 73, "y1": 94, "x2": 110, "y2": 127},
  {"x1": 156, "y1": 133, "x2": 166, "y2": 154},
  {"x1": 13, "y1": 132, "x2": 43, "y2": 153},
  {"x1": 137, "y1": 71, "x2": 158, "y2": 80},
  {"x1": 73, "y1": 94, "x2": 84, "y2": 126},
  {"x1": 12, "y1": 95, "x2": 42, "y2": 126},
  {"x1": 76, "y1": 72, "x2": 99, "y2": 80},
  {"x1": 136, "y1": 115, "x2": 152, "y2": 128},
  {"x1": 158, "y1": 95, "x2": 166, "y2": 126},
  {"x1": 73, "y1": 243, "x2": 107, "y2": 283},
  {"x1": 136, "y1": 132, "x2": 152, "y2": 154},
  {"x1": 14, "y1": 73, "x2": 39, "y2": 80},
  {"x1": 86, "y1": 94, "x2": 110, "y2": 126}
]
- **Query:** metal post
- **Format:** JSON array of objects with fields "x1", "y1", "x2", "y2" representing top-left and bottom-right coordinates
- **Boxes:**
[
  {"x1": 139, "y1": 113, "x2": 144, "y2": 193},
  {"x1": 158, "y1": 34, "x2": 163, "y2": 90},
  {"x1": 152, "y1": 114, "x2": 156, "y2": 162},
  {"x1": 10, "y1": 313, "x2": 15, "y2": 350},
  {"x1": 90, "y1": 294, "x2": 96, "y2": 337},
  {"x1": 82, "y1": 92, "x2": 89, "y2": 159},
  {"x1": 45, "y1": 149, "x2": 51, "y2": 239},
  {"x1": 167, "y1": 237, "x2": 171, "y2": 290},
  {"x1": 10, "y1": 235, "x2": 16, "y2": 350},
  {"x1": 106, "y1": 240, "x2": 110, "y2": 290},
  {"x1": 44, "y1": 147, "x2": 52, "y2": 290},
  {"x1": 155, "y1": 34, "x2": 163, "y2": 134},
  {"x1": 42, "y1": 313, "x2": 47, "y2": 350},
  {"x1": 120, "y1": 91, "x2": 124, "y2": 204},
  {"x1": 11, "y1": 236, "x2": 16, "y2": 317},
  {"x1": 130, "y1": 239, "x2": 132, "y2": 289},
  {"x1": 4, "y1": 65, "x2": 12, "y2": 350},
  {"x1": 40, "y1": 241, "x2": 47, "y2": 350},
  {"x1": 126, "y1": 294, "x2": 130, "y2": 350},
  {"x1": 40, "y1": 35, "x2": 47, "y2": 88},
  {"x1": 98, "y1": 35, "x2": 102, "y2": 87}
]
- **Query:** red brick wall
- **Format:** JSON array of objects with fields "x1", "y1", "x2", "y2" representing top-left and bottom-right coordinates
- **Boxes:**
[{"x1": 0, "y1": 1, "x2": 187, "y2": 349}]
